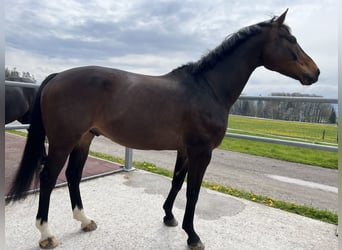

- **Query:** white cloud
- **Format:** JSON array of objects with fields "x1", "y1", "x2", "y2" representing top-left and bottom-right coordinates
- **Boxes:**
[{"x1": 5, "y1": 0, "x2": 338, "y2": 97}]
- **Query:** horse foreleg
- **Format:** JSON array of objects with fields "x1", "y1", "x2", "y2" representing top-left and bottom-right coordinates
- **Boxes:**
[
  {"x1": 36, "y1": 149, "x2": 69, "y2": 249},
  {"x1": 66, "y1": 133, "x2": 97, "y2": 232},
  {"x1": 163, "y1": 151, "x2": 188, "y2": 227},
  {"x1": 182, "y1": 147, "x2": 211, "y2": 250}
]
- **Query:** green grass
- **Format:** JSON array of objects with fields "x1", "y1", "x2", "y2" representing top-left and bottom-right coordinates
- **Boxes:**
[
  {"x1": 222, "y1": 116, "x2": 338, "y2": 169},
  {"x1": 219, "y1": 137, "x2": 337, "y2": 169},
  {"x1": 228, "y1": 115, "x2": 338, "y2": 144},
  {"x1": 90, "y1": 151, "x2": 337, "y2": 225},
  {"x1": 202, "y1": 181, "x2": 337, "y2": 225},
  {"x1": 8, "y1": 130, "x2": 27, "y2": 137}
]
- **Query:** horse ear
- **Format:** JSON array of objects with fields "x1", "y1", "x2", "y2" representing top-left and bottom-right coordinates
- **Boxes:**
[{"x1": 275, "y1": 8, "x2": 288, "y2": 25}]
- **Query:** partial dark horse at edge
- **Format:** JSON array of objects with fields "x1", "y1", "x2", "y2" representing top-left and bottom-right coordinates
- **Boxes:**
[
  {"x1": 7, "y1": 10, "x2": 319, "y2": 250},
  {"x1": 5, "y1": 85, "x2": 38, "y2": 124}
]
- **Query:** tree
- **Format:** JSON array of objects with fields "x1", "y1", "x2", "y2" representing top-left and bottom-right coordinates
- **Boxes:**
[
  {"x1": 328, "y1": 108, "x2": 337, "y2": 124},
  {"x1": 256, "y1": 99, "x2": 264, "y2": 117},
  {"x1": 229, "y1": 92, "x2": 335, "y2": 124},
  {"x1": 5, "y1": 67, "x2": 36, "y2": 83}
]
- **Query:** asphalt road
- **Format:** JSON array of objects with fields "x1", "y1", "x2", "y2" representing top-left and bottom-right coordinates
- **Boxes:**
[{"x1": 90, "y1": 136, "x2": 337, "y2": 213}]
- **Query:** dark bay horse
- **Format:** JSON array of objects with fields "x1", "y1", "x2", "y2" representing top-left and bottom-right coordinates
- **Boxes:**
[
  {"x1": 7, "y1": 10, "x2": 319, "y2": 249},
  {"x1": 5, "y1": 85, "x2": 38, "y2": 124}
]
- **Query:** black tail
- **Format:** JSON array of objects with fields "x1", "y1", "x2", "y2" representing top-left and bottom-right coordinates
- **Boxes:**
[{"x1": 6, "y1": 73, "x2": 58, "y2": 203}]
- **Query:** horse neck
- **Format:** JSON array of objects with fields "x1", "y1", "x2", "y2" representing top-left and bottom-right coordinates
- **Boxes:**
[{"x1": 202, "y1": 35, "x2": 265, "y2": 110}]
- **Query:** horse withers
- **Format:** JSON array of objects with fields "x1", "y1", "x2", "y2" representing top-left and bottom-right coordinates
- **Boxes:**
[{"x1": 7, "y1": 9, "x2": 319, "y2": 250}]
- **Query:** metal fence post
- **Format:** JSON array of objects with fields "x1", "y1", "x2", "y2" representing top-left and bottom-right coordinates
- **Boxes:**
[{"x1": 124, "y1": 147, "x2": 135, "y2": 171}]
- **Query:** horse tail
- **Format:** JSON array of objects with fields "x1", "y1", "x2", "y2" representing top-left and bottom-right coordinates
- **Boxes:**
[{"x1": 6, "y1": 73, "x2": 58, "y2": 203}]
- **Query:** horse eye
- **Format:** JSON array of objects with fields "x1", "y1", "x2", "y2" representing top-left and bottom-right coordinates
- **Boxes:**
[
  {"x1": 280, "y1": 34, "x2": 297, "y2": 44},
  {"x1": 288, "y1": 36, "x2": 297, "y2": 43}
]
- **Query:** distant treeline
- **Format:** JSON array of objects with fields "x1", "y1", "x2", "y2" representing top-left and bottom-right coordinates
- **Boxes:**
[
  {"x1": 5, "y1": 67, "x2": 36, "y2": 83},
  {"x1": 230, "y1": 93, "x2": 337, "y2": 124}
]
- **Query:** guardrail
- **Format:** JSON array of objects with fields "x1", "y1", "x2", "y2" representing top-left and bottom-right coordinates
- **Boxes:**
[
  {"x1": 4, "y1": 81, "x2": 39, "y2": 88},
  {"x1": 238, "y1": 95, "x2": 338, "y2": 103},
  {"x1": 225, "y1": 132, "x2": 337, "y2": 152},
  {"x1": 5, "y1": 81, "x2": 338, "y2": 170}
]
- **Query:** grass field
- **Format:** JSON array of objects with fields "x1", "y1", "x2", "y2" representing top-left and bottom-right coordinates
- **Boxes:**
[
  {"x1": 220, "y1": 115, "x2": 338, "y2": 169},
  {"x1": 227, "y1": 115, "x2": 338, "y2": 144}
]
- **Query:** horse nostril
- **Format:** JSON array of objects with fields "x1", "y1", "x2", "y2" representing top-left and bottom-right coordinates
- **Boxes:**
[{"x1": 303, "y1": 68, "x2": 320, "y2": 85}]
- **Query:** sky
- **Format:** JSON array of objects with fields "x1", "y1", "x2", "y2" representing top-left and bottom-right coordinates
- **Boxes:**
[{"x1": 5, "y1": 0, "x2": 338, "y2": 98}]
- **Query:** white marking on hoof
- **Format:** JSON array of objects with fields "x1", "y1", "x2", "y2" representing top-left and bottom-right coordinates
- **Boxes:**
[
  {"x1": 36, "y1": 220, "x2": 58, "y2": 248},
  {"x1": 73, "y1": 207, "x2": 97, "y2": 231}
]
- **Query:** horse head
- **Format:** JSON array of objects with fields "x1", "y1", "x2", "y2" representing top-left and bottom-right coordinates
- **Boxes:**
[{"x1": 262, "y1": 9, "x2": 320, "y2": 85}]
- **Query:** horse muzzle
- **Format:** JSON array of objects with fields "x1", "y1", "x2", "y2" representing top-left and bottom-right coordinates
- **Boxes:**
[{"x1": 300, "y1": 68, "x2": 320, "y2": 85}]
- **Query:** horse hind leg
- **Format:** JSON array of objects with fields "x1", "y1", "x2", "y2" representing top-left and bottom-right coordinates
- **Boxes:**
[
  {"x1": 66, "y1": 132, "x2": 97, "y2": 232},
  {"x1": 36, "y1": 147, "x2": 71, "y2": 249},
  {"x1": 163, "y1": 151, "x2": 188, "y2": 227}
]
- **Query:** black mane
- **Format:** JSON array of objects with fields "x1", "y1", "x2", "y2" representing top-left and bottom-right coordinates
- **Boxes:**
[{"x1": 174, "y1": 17, "x2": 289, "y2": 75}]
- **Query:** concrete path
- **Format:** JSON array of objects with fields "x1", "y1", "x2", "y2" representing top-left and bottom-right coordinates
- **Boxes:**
[{"x1": 5, "y1": 170, "x2": 337, "y2": 250}]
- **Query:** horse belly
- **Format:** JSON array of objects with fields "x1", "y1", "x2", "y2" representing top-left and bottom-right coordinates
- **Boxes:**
[{"x1": 98, "y1": 111, "x2": 183, "y2": 150}]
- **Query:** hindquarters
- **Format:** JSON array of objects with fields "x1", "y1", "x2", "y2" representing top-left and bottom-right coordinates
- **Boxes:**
[{"x1": 40, "y1": 68, "x2": 111, "y2": 148}]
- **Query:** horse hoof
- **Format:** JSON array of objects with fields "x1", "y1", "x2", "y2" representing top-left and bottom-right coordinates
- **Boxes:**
[
  {"x1": 82, "y1": 220, "x2": 97, "y2": 232},
  {"x1": 39, "y1": 236, "x2": 58, "y2": 249},
  {"x1": 163, "y1": 217, "x2": 178, "y2": 227},
  {"x1": 188, "y1": 240, "x2": 205, "y2": 250}
]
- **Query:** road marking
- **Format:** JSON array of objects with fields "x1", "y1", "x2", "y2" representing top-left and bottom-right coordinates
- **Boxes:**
[{"x1": 266, "y1": 174, "x2": 337, "y2": 193}]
